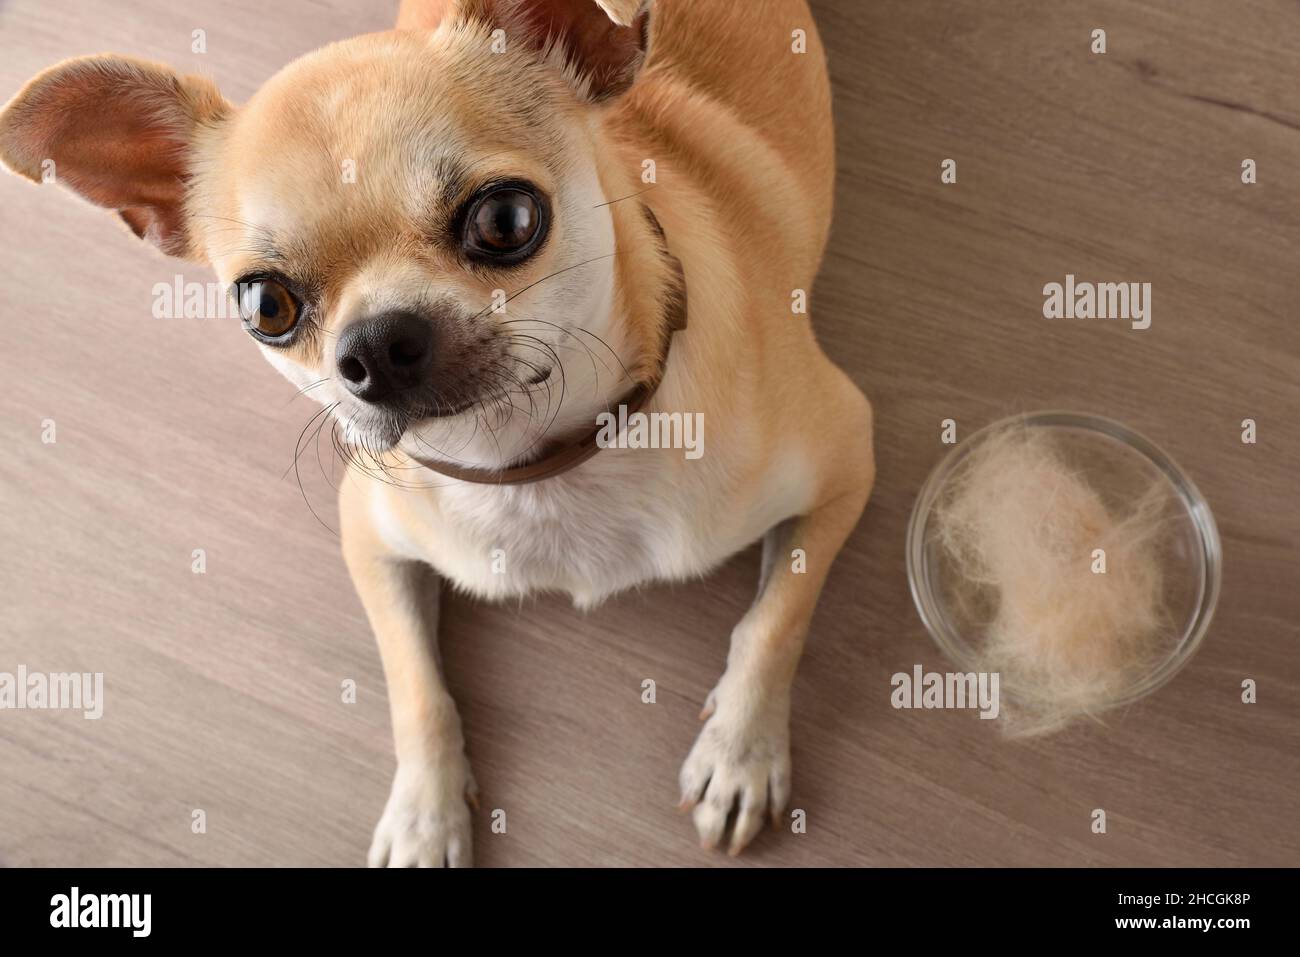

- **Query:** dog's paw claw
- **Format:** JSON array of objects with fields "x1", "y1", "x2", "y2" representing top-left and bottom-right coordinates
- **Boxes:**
[
  {"x1": 678, "y1": 700, "x2": 791, "y2": 856},
  {"x1": 698, "y1": 688, "x2": 718, "y2": 721}
]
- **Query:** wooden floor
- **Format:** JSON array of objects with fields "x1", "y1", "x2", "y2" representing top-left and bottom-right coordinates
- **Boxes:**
[{"x1": 0, "y1": 0, "x2": 1296, "y2": 867}]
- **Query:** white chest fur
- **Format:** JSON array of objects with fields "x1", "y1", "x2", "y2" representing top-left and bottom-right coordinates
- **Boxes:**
[{"x1": 367, "y1": 443, "x2": 812, "y2": 610}]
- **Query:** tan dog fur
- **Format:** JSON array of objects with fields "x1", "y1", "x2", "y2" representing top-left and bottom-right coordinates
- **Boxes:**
[{"x1": 0, "y1": 0, "x2": 873, "y2": 865}]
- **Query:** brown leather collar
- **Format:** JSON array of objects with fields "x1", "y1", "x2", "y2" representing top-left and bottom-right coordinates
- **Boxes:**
[{"x1": 404, "y1": 209, "x2": 687, "y2": 486}]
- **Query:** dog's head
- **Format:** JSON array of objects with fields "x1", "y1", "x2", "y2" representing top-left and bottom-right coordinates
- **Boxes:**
[{"x1": 0, "y1": 0, "x2": 681, "y2": 468}]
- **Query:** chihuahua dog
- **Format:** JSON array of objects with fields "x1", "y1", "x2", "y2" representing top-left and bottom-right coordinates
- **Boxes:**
[{"x1": 0, "y1": 0, "x2": 873, "y2": 865}]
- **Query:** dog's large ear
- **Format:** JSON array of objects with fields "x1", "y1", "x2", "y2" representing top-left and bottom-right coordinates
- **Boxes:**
[
  {"x1": 0, "y1": 55, "x2": 230, "y2": 259},
  {"x1": 460, "y1": 0, "x2": 652, "y2": 101}
]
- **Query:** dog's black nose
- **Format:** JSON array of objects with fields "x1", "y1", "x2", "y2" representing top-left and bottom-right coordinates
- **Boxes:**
[{"x1": 335, "y1": 312, "x2": 435, "y2": 404}]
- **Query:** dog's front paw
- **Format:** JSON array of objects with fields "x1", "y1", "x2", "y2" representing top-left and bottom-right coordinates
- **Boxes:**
[
  {"x1": 368, "y1": 756, "x2": 477, "y2": 867},
  {"x1": 678, "y1": 691, "x2": 792, "y2": 856}
]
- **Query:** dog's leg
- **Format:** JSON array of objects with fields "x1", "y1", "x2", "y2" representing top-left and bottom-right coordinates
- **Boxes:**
[
  {"x1": 341, "y1": 488, "x2": 475, "y2": 868},
  {"x1": 679, "y1": 387, "x2": 874, "y2": 855}
]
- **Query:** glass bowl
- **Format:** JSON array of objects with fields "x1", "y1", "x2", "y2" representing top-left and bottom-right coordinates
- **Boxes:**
[{"x1": 905, "y1": 411, "x2": 1222, "y2": 711}]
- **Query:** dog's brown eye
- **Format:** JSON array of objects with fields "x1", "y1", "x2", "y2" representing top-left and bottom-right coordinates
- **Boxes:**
[
  {"x1": 239, "y1": 279, "x2": 300, "y2": 340},
  {"x1": 463, "y1": 185, "x2": 547, "y2": 264}
]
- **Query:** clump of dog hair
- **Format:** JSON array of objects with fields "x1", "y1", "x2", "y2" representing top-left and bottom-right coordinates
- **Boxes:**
[{"x1": 933, "y1": 424, "x2": 1175, "y2": 734}]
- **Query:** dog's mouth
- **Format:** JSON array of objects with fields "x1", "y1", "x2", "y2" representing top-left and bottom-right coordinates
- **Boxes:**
[
  {"x1": 341, "y1": 401, "x2": 472, "y2": 452},
  {"x1": 340, "y1": 365, "x2": 554, "y2": 453}
]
